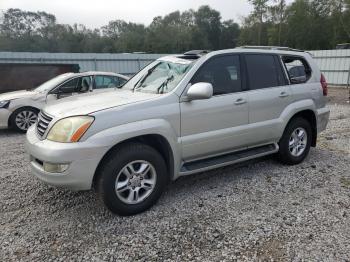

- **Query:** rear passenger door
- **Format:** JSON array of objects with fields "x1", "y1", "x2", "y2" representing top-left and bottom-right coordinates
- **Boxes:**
[{"x1": 244, "y1": 53, "x2": 291, "y2": 146}]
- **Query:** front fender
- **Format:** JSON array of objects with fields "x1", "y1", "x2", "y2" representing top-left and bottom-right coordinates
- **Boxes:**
[{"x1": 85, "y1": 119, "x2": 181, "y2": 179}]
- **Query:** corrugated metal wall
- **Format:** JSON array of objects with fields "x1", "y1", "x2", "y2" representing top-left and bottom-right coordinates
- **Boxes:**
[
  {"x1": 1, "y1": 50, "x2": 349, "y2": 87},
  {"x1": 0, "y1": 52, "x2": 166, "y2": 76},
  {"x1": 309, "y1": 49, "x2": 350, "y2": 87}
]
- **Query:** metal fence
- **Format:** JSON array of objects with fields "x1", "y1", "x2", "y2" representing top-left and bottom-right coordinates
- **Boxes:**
[
  {"x1": 1, "y1": 50, "x2": 349, "y2": 87},
  {"x1": 309, "y1": 49, "x2": 350, "y2": 88},
  {"x1": 0, "y1": 52, "x2": 166, "y2": 76}
]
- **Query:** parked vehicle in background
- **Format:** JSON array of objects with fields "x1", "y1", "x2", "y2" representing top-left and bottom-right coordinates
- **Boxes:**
[
  {"x1": 0, "y1": 72, "x2": 128, "y2": 132},
  {"x1": 25, "y1": 47, "x2": 330, "y2": 216}
]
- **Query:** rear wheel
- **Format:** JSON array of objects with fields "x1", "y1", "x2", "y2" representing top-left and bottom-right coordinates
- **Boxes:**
[
  {"x1": 278, "y1": 118, "x2": 312, "y2": 165},
  {"x1": 10, "y1": 107, "x2": 38, "y2": 132},
  {"x1": 97, "y1": 143, "x2": 168, "y2": 216}
]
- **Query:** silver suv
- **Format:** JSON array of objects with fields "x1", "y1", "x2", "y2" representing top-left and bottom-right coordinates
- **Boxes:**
[{"x1": 25, "y1": 48, "x2": 330, "y2": 215}]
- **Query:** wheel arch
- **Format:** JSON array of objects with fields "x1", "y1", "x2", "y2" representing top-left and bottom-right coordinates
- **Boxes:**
[
  {"x1": 8, "y1": 106, "x2": 40, "y2": 128},
  {"x1": 92, "y1": 134, "x2": 175, "y2": 189},
  {"x1": 284, "y1": 109, "x2": 317, "y2": 147}
]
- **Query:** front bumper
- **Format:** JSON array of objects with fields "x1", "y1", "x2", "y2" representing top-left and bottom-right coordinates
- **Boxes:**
[
  {"x1": 0, "y1": 108, "x2": 11, "y2": 129},
  {"x1": 25, "y1": 126, "x2": 110, "y2": 191},
  {"x1": 316, "y1": 107, "x2": 330, "y2": 133}
]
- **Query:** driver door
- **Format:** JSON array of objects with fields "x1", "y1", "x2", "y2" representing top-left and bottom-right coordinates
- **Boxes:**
[{"x1": 180, "y1": 54, "x2": 249, "y2": 161}]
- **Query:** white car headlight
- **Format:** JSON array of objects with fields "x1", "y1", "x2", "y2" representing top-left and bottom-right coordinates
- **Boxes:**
[
  {"x1": 0, "y1": 100, "x2": 10, "y2": 108},
  {"x1": 47, "y1": 116, "x2": 94, "y2": 143}
]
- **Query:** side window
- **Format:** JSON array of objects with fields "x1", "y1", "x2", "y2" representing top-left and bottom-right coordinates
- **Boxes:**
[
  {"x1": 116, "y1": 77, "x2": 127, "y2": 87},
  {"x1": 77, "y1": 76, "x2": 91, "y2": 92},
  {"x1": 102, "y1": 76, "x2": 114, "y2": 87},
  {"x1": 94, "y1": 76, "x2": 118, "y2": 89},
  {"x1": 245, "y1": 54, "x2": 280, "y2": 90},
  {"x1": 282, "y1": 56, "x2": 311, "y2": 84},
  {"x1": 59, "y1": 78, "x2": 79, "y2": 93},
  {"x1": 94, "y1": 76, "x2": 104, "y2": 89},
  {"x1": 191, "y1": 55, "x2": 242, "y2": 95}
]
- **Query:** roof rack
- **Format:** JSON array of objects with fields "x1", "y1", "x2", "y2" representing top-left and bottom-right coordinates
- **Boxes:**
[{"x1": 238, "y1": 46, "x2": 305, "y2": 52}]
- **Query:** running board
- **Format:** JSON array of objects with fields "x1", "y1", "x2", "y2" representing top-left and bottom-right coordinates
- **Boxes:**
[{"x1": 179, "y1": 143, "x2": 279, "y2": 176}]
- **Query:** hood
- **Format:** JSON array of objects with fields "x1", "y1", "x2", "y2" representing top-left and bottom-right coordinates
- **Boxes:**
[
  {"x1": 0, "y1": 90, "x2": 38, "y2": 101},
  {"x1": 43, "y1": 90, "x2": 161, "y2": 117}
]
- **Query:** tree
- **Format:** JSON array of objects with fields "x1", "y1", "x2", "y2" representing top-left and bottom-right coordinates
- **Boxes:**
[
  {"x1": 220, "y1": 20, "x2": 240, "y2": 49},
  {"x1": 1, "y1": 8, "x2": 55, "y2": 37},
  {"x1": 268, "y1": 0, "x2": 287, "y2": 45},
  {"x1": 193, "y1": 5, "x2": 222, "y2": 50},
  {"x1": 248, "y1": 0, "x2": 270, "y2": 45},
  {"x1": 0, "y1": 3, "x2": 348, "y2": 53}
]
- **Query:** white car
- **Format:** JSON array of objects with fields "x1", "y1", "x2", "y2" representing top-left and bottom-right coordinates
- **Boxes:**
[{"x1": 0, "y1": 71, "x2": 128, "y2": 132}]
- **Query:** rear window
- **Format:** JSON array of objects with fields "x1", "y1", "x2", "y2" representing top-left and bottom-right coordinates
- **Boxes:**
[{"x1": 245, "y1": 54, "x2": 282, "y2": 90}]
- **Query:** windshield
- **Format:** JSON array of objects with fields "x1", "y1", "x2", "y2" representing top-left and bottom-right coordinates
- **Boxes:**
[
  {"x1": 34, "y1": 73, "x2": 74, "y2": 92},
  {"x1": 122, "y1": 59, "x2": 193, "y2": 94}
]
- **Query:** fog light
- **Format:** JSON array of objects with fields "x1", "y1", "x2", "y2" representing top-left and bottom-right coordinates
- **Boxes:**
[{"x1": 43, "y1": 162, "x2": 69, "y2": 173}]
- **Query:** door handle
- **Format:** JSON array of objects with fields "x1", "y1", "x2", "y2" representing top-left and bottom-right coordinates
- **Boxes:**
[
  {"x1": 234, "y1": 98, "x2": 247, "y2": 105},
  {"x1": 279, "y1": 91, "x2": 289, "y2": 98}
]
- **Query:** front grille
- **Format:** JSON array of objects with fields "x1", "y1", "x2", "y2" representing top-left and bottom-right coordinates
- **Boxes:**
[{"x1": 36, "y1": 111, "x2": 53, "y2": 138}]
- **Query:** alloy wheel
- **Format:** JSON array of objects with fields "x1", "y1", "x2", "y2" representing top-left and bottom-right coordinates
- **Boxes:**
[
  {"x1": 15, "y1": 110, "x2": 37, "y2": 131},
  {"x1": 289, "y1": 127, "x2": 308, "y2": 157},
  {"x1": 115, "y1": 160, "x2": 157, "y2": 205}
]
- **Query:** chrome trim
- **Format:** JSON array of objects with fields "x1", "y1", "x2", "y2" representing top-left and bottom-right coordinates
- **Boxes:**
[{"x1": 36, "y1": 111, "x2": 53, "y2": 138}]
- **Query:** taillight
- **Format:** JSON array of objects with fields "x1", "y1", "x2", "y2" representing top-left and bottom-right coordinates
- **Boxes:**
[{"x1": 320, "y1": 73, "x2": 328, "y2": 96}]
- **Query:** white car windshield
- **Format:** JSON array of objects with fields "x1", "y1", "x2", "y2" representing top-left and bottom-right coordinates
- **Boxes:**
[
  {"x1": 122, "y1": 59, "x2": 193, "y2": 94},
  {"x1": 34, "y1": 73, "x2": 74, "y2": 92}
]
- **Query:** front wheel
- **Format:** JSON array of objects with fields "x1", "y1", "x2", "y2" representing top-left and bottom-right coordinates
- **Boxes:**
[
  {"x1": 278, "y1": 118, "x2": 312, "y2": 165},
  {"x1": 97, "y1": 143, "x2": 168, "y2": 216},
  {"x1": 10, "y1": 107, "x2": 38, "y2": 132}
]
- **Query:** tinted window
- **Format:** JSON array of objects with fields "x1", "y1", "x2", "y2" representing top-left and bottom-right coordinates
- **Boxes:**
[
  {"x1": 60, "y1": 78, "x2": 79, "y2": 93},
  {"x1": 192, "y1": 55, "x2": 242, "y2": 95},
  {"x1": 245, "y1": 54, "x2": 280, "y2": 90},
  {"x1": 117, "y1": 77, "x2": 127, "y2": 87},
  {"x1": 94, "y1": 76, "x2": 119, "y2": 89}
]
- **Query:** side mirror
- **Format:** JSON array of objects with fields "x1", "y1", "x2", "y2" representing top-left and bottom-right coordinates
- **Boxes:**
[
  {"x1": 186, "y1": 82, "x2": 213, "y2": 101},
  {"x1": 48, "y1": 88, "x2": 60, "y2": 98}
]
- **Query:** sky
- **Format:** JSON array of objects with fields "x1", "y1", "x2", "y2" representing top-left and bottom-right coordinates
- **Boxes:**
[{"x1": 0, "y1": 0, "x2": 255, "y2": 28}]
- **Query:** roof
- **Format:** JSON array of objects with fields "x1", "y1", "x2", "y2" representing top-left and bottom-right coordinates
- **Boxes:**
[
  {"x1": 73, "y1": 71, "x2": 129, "y2": 79},
  {"x1": 157, "y1": 47, "x2": 310, "y2": 64}
]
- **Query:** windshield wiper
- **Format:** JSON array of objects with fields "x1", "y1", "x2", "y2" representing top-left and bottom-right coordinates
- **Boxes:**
[
  {"x1": 157, "y1": 75, "x2": 174, "y2": 94},
  {"x1": 133, "y1": 63, "x2": 160, "y2": 92}
]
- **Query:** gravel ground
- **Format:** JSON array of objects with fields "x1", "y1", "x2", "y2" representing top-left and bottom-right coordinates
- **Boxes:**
[{"x1": 1, "y1": 103, "x2": 350, "y2": 261}]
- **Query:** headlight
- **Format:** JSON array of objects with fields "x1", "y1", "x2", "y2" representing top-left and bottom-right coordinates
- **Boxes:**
[
  {"x1": 47, "y1": 116, "x2": 94, "y2": 143},
  {"x1": 0, "y1": 100, "x2": 10, "y2": 108}
]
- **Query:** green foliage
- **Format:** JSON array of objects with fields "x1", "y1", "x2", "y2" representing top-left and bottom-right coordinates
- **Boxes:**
[
  {"x1": 241, "y1": 0, "x2": 349, "y2": 49},
  {"x1": 0, "y1": 2, "x2": 349, "y2": 53}
]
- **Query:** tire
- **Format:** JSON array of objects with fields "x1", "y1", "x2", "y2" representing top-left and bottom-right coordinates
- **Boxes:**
[
  {"x1": 277, "y1": 117, "x2": 312, "y2": 165},
  {"x1": 10, "y1": 107, "x2": 39, "y2": 133},
  {"x1": 97, "y1": 143, "x2": 168, "y2": 216}
]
